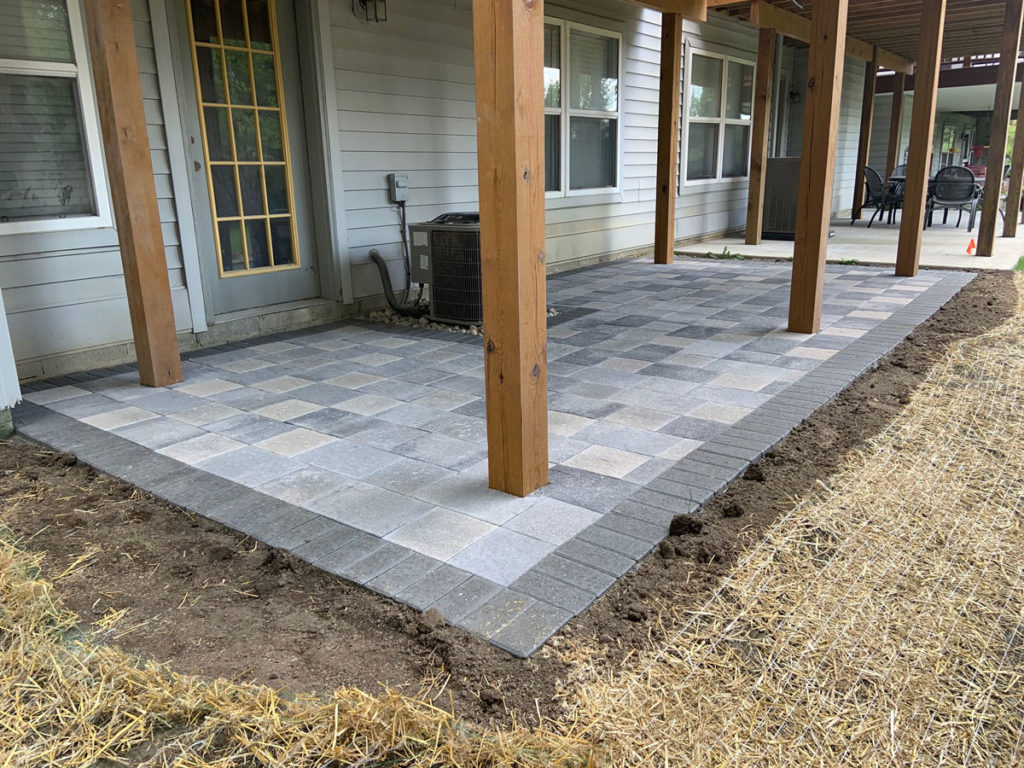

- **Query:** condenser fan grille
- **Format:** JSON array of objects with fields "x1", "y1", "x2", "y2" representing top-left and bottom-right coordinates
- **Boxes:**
[{"x1": 429, "y1": 229, "x2": 482, "y2": 325}]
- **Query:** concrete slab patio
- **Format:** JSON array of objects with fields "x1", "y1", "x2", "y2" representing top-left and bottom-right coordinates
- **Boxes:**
[
  {"x1": 681, "y1": 217, "x2": 1024, "y2": 271},
  {"x1": 12, "y1": 258, "x2": 973, "y2": 656}
]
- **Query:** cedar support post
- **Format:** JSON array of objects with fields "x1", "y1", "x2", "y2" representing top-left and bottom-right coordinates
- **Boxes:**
[
  {"x1": 977, "y1": 0, "x2": 1024, "y2": 256},
  {"x1": 851, "y1": 47, "x2": 878, "y2": 219},
  {"x1": 1003, "y1": 60, "x2": 1024, "y2": 237},
  {"x1": 655, "y1": 12, "x2": 684, "y2": 264},
  {"x1": 83, "y1": 0, "x2": 182, "y2": 387},
  {"x1": 788, "y1": 0, "x2": 847, "y2": 334},
  {"x1": 745, "y1": 27, "x2": 777, "y2": 245},
  {"x1": 885, "y1": 71, "x2": 906, "y2": 179},
  {"x1": 895, "y1": 0, "x2": 946, "y2": 277},
  {"x1": 471, "y1": 0, "x2": 548, "y2": 496}
]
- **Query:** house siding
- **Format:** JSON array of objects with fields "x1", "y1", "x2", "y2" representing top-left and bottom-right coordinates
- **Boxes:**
[
  {"x1": 330, "y1": 0, "x2": 764, "y2": 299},
  {"x1": 0, "y1": 0, "x2": 192, "y2": 380}
]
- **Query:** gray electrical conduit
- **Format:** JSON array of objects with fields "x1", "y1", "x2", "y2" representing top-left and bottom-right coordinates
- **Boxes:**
[{"x1": 369, "y1": 249, "x2": 426, "y2": 318}]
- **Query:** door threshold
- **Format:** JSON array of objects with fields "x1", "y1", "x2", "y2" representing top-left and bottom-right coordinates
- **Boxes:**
[{"x1": 213, "y1": 298, "x2": 337, "y2": 324}]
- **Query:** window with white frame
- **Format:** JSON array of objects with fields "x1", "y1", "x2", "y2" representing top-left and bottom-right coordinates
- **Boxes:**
[
  {"x1": 544, "y1": 20, "x2": 620, "y2": 195},
  {"x1": 0, "y1": 0, "x2": 109, "y2": 232},
  {"x1": 684, "y1": 50, "x2": 754, "y2": 182}
]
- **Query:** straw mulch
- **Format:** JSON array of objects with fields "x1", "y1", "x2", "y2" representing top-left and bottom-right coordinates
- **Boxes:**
[
  {"x1": 564, "y1": 272, "x2": 1024, "y2": 765},
  {"x1": 0, "y1": 531, "x2": 593, "y2": 765},
  {"x1": 3, "y1": 275, "x2": 1023, "y2": 767}
]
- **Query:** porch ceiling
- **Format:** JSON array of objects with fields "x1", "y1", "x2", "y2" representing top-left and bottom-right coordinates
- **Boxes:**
[{"x1": 712, "y1": 0, "x2": 1011, "y2": 62}]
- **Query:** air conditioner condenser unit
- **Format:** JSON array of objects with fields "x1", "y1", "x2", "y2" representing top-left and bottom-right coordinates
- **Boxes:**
[{"x1": 408, "y1": 212, "x2": 483, "y2": 325}]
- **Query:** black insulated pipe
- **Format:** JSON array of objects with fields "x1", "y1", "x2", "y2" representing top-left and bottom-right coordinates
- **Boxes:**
[{"x1": 369, "y1": 249, "x2": 426, "y2": 318}]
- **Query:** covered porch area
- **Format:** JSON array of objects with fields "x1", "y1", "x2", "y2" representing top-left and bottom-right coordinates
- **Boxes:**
[{"x1": 682, "y1": 216, "x2": 1024, "y2": 270}]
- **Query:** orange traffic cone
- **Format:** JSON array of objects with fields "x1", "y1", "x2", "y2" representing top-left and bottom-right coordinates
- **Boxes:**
[{"x1": 967, "y1": 238, "x2": 976, "y2": 256}]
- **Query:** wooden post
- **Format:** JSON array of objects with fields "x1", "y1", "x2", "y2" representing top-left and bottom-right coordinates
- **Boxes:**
[
  {"x1": 885, "y1": 71, "x2": 906, "y2": 179},
  {"x1": 895, "y1": 0, "x2": 946, "y2": 277},
  {"x1": 851, "y1": 47, "x2": 878, "y2": 219},
  {"x1": 83, "y1": 0, "x2": 182, "y2": 387},
  {"x1": 788, "y1": 0, "x2": 848, "y2": 334},
  {"x1": 655, "y1": 12, "x2": 684, "y2": 264},
  {"x1": 1003, "y1": 63, "x2": 1024, "y2": 237},
  {"x1": 745, "y1": 27, "x2": 777, "y2": 245},
  {"x1": 472, "y1": 0, "x2": 548, "y2": 497},
  {"x1": 977, "y1": 0, "x2": 1024, "y2": 256}
]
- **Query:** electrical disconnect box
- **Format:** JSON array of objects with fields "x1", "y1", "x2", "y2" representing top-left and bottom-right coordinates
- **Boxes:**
[{"x1": 387, "y1": 173, "x2": 408, "y2": 203}]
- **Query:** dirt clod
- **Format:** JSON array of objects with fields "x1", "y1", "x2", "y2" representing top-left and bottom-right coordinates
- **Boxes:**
[
  {"x1": 669, "y1": 515, "x2": 704, "y2": 536},
  {"x1": 722, "y1": 501, "x2": 745, "y2": 518},
  {"x1": 626, "y1": 604, "x2": 648, "y2": 622},
  {"x1": 658, "y1": 541, "x2": 676, "y2": 559},
  {"x1": 417, "y1": 607, "x2": 446, "y2": 634}
]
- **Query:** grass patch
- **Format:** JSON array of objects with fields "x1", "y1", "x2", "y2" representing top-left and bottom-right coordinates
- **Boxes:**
[
  {"x1": 1014, "y1": 254, "x2": 1024, "y2": 272},
  {"x1": 704, "y1": 247, "x2": 746, "y2": 260}
]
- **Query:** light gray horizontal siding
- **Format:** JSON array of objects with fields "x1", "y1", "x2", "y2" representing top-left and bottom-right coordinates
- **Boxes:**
[
  {"x1": 0, "y1": 0, "x2": 192, "y2": 371},
  {"x1": 330, "y1": 0, "x2": 762, "y2": 299}
]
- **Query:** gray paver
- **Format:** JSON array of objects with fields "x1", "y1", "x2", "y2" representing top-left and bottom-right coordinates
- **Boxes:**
[
  {"x1": 366, "y1": 552, "x2": 445, "y2": 598},
  {"x1": 579, "y1": 524, "x2": 655, "y2": 560},
  {"x1": 394, "y1": 564, "x2": 471, "y2": 611},
  {"x1": 512, "y1": 570, "x2": 598, "y2": 613},
  {"x1": 492, "y1": 602, "x2": 574, "y2": 658},
  {"x1": 457, "y1": 589, "x2": 536, "y2": 639},
  {"x1": 428, "y1": 575, "x2": 503, "y2": 623},
  {"x1": 337, "y1": 542, "x2": 413, "y2": 584}
]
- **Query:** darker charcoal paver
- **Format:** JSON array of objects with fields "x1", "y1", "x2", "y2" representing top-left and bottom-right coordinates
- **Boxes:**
[
  {"x1": 457, "y1": 589, "x2": 536, "y2": 639},
  {"x1": 429, "y1": 575, "x2": 503, "y2": 624},
  {"x1": 394, "y1": 564, "x2": 471, "y2": 611},
  {"x1": 511, "y1": 570, "x2": 596, "y2": 614},
  {"x1": 556, "y1": 538, "x2": 636, "y2": 577},
  {"x1": 338, "y1": 542, "x2": 414, "y2": 584},
  {"x1": 492, "y1": 602, "x2": 574, "y2": 658},
  {"x1": 366, "y1": 552, "x2": 444, "y2": 598}
]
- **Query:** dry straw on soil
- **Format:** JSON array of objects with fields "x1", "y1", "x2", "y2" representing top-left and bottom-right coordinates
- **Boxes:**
[
  {"x1": 2, "y1": 274, "x2": 1023, "y2": 767},
  {"x1": 0, "y1": 535, "x2": 593, "y2": 766}
]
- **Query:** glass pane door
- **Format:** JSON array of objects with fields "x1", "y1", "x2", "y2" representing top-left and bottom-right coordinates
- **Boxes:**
[{"x1": 186, "y1": 0, "x2": 299, "y2": 276}]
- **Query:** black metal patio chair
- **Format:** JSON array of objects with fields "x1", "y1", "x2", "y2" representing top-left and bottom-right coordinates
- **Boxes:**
[
  {"x1": 852, "y1": 166, "x2": 903, "y2": 227},
  {"x1": 927, "y1": 166, "x2": 980, "y2": 230}
]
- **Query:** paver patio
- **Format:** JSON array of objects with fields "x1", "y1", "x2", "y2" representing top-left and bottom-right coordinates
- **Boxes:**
[{"x1": 12, "y1": 258, "x2": 972, "y2": 656}]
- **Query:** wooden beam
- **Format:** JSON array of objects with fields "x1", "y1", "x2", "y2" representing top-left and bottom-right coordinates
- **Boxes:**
[
  {"x1": 655, "y1": 13, "x2": 684, "y2": 264},
  {"x1": 789, "y1": 0, "x2": 848, "y2": 334},
  {"x1": 623, "y1": 0, "x2": 706, "y2": 21},
  {"x1": 884, "y1": 71, "x2": 906, "y2": 178},
  {"x1": 745, "y1": 27, "x2": 777, "y2": 245},
  {"x1": 1003, "y1": 33, "x2": 1024, "y2": 236},
  {"x1": 977, "y1": 0, "x2": 1024, "y2": 256},
  {"x1": 743, "y1": 2, "x2": 914, "y2": 74},
  {"x1": 471, "y1": 0, "x2": 548, "y2": 497},
  {"x1": 895, "y1": 0, "x2": 946, "y2": 277},
  {"x1": 83, "y1": 0, "x2": 182, "y2": 388},
  {"x1": 851, "y1": 47, "x2": 879, "y2": 219}
]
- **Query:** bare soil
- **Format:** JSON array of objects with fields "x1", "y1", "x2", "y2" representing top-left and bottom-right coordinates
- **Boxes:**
[{"x1": 0, "y1": 269, "x2": 1015, "y2": 728}]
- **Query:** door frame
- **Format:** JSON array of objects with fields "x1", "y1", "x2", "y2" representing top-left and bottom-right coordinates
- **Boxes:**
[{"x1": 160, "y1": 0, "x2": 348, "y2": 321}]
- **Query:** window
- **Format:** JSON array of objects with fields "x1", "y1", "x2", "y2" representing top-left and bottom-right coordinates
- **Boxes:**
[
  {"x1": 544, "y1": 20, "x2": 621, "y2": 195},
  {"x1": 683, "y1": 50, "x2": 754, "y2": 182},
  {"x1": 0, "y1": 0, "x2": 110, "y2": 233}
]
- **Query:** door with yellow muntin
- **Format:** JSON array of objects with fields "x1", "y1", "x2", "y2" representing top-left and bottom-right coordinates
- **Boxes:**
[{"x1": 183, "y1": 0, "x2": 318, "y2": 314}]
